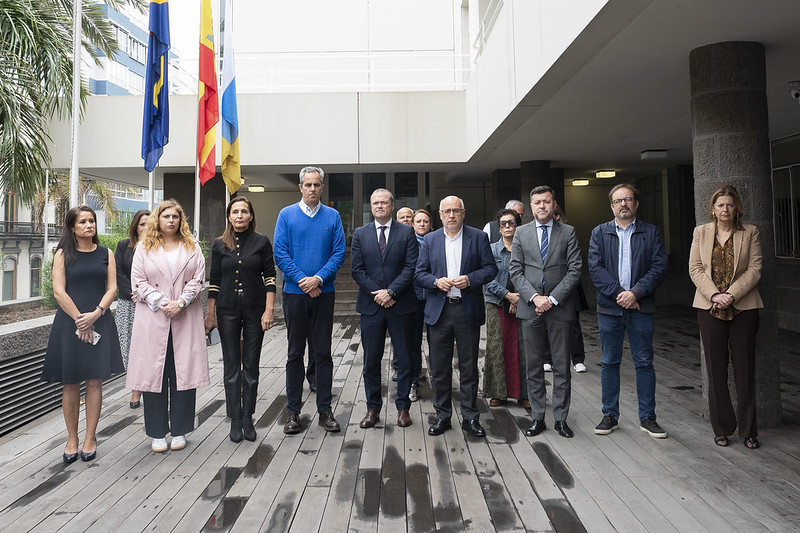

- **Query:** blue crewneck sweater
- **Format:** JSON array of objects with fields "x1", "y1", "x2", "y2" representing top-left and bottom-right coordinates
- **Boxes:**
[{"x1": 273, "y1": 202, "x2": 346, "y2": 294}]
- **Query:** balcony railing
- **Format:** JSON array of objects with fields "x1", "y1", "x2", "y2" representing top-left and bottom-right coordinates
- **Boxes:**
[{"x1": 0, "y1": 222, "x2": 63, "y2": 239}]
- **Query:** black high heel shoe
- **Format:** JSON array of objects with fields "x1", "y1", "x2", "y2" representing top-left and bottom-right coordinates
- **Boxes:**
[
  {"x1": 80, "y1": 448, "x2": 96, "y2": 462},
  {"x1": 243, "y1": 417, "x2": 257, "y2": 442},
  {"x1": 230, "y1": 419, "x2": 243, "y2": 443},
  {"x1": 63, "y1": 452, "x2": 79, "y2": 464}
]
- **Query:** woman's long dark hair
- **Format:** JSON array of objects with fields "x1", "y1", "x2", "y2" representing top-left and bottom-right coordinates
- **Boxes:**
[
  {"x1": 127, "y1": 209, "x2": 151, "y2": 248},
  {"x1": 220, "y1": 196, "x2": 257, "y2": 250},
  {"x1": 57, "y1": 206, "x2": 99, "y2": 265}
]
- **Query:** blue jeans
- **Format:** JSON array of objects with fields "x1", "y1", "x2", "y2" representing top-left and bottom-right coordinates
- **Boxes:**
[{"x1": 597, "y1": 311, "x2": 656, "y2": 421}]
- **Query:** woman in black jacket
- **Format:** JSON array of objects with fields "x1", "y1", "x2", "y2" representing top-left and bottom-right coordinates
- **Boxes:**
[
  {"x1": 114, "y1": 209, "x2": 150, "y2": 409},
  {"x1": 205, "y1": 197, "x2": 277, "y2": 442}
]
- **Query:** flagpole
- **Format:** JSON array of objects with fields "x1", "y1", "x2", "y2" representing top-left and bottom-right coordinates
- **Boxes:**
[
  {"x1": 69, "y1": 0, "x2": 82, "y2": 208},
  {"x1": 148, "y1": 170, "x2": 154, "y2": 210},
  {"x1": 194, "y1": 163, "x2": 201, "y2": 240},
  {"x1": 43, "y1": 170, "x2": 49, "y2": 255}
]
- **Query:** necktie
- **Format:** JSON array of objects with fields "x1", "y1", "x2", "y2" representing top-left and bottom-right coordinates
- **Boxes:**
[
  {"x1": 379, "y1": 226, "x2": 387, "y2": 257},
  {"x1": 540, "y1": 225, "x2": 549, "y2": 263}
]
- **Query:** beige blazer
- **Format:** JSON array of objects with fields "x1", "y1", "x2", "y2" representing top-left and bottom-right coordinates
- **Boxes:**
[{"x1": 688, "y1": 223, "x2": 763, "y2": 311}]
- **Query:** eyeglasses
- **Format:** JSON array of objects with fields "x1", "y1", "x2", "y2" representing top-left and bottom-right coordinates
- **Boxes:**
[
  {"x1": 440, "y1": 208, "x2": 465, "y2": 216},
  {"x1": 499, "y1": 220, "x2": 517, "y2": 227},
  {"x1": 611, "y1": 197, "x2": 635, "y2": 206}
]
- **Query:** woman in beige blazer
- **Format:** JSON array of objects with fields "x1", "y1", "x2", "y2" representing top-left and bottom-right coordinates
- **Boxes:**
[{"x1": 689, "y1": 185, "x2": 763, "y2": 449}]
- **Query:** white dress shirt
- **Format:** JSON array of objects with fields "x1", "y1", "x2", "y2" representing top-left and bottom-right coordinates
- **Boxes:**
[{"x1": 444, "y1": 228, "x2": 463, "y2": 298}]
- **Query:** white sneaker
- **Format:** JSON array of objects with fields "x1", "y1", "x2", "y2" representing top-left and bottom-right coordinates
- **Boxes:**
[
  {"x1": 409, "y1": 383, "x2": 418, "y2": 402},
  {"x1": 151, "y1": 438, "x2": 168, "y2": 453},
  {"x1": 573, "y1": 363, "x2": 587, "y2": 373},
  {"x1": 170, "y1": 435, "x2": 187, "y2": 451},
  {"x1": 543, "y1": 363, "x2": 553, "y2": 372}
]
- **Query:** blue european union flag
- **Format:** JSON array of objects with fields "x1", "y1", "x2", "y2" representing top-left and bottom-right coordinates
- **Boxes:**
[{"x1": 141, "y1": 0, "x2": 171, "y2": 172}]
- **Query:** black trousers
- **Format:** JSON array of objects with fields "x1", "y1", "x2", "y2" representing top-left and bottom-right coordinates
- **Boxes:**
[
  {"x1": 283, "y1": 291, "x2": 335, "y2": 413},
  {"x1": 361, "y1": 308, "x2": 413, "y2": 412},
  {"x1": 427, "y1": 302, "x2": 480, "y2": 421},
  {"x1": 217, "y1": 300, "x2": 265, "y2": 419},
  {"x1": 143, "y1": 330, "x2": 196, "y2": 438}
]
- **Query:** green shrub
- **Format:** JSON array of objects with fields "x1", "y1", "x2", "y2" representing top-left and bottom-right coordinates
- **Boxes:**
[{"x1": 41, "y1": 257, "x2": 57, "y2": 309}]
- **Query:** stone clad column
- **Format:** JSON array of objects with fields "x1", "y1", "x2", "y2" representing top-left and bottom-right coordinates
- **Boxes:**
[{"x1": 689, "y1": 41, "x2": 780, "y2": 427}]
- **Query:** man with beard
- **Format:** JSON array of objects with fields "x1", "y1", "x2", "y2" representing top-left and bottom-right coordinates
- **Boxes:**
[{"x1": 588, "y1": 184, "x2": 668, "y2": 439}]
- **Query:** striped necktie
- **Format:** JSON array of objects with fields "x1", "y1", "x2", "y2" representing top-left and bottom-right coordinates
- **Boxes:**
[{"x1": 540, "y1": 225, "x2": 549, "y2": 263}]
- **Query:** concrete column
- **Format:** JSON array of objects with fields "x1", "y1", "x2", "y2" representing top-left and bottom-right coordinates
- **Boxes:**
[{"x1": 690, "y1": 41, "x2": 780, "y2": 426}]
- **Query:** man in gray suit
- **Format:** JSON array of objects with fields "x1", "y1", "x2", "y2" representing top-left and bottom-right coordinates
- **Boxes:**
[{"x1": 510, "y1": 185, "x2": 582, "y2": 438}]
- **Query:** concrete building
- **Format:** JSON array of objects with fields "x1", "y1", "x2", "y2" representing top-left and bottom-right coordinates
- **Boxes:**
[{"x1": 42, "y1": 0, "x2": 800, "y2": 423}]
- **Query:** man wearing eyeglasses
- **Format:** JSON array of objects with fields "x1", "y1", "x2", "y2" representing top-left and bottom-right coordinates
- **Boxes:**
[
  {"x1": 415, "y1": 196, "x2": 497, "y2": 437},
  {"x1": 509, "y1": 185, "x2": 582, "y2": 439},
  {"x1": 588, "y1": 183, "x2": 668, "y2": 439}
]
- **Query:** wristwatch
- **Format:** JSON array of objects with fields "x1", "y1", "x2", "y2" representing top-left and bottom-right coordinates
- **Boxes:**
[
  {"x1": 387, "y1": 289, "x2": 397, "y2": 299},
  {"x1": 178, "y1": 299, "x2": 186, "y2": 309}
]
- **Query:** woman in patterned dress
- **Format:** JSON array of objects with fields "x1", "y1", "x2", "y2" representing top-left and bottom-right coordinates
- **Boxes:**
[{"x1": 115, "y1": 209, "x2": 150, "y2": 409}]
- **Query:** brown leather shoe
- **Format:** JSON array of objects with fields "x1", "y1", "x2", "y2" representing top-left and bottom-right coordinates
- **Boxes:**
[
  {"x1": 397, "y1": 409, "x2": 412, "y2": 427},
  {"x1": 360, "y1": 409, "x2": 380, "y2": 429},
  {"x1": 318, "y1": 410, "x2": 341, "y2": 432},
  {"x1": 489, "y1": 398, "x2": 506, "y2": 407},
  {"x1": 283, "y1": 412, "x2": 301, "y2": 435},
  {"x1": 519, "y1": 399, "x2": 531, "y2": 409}
]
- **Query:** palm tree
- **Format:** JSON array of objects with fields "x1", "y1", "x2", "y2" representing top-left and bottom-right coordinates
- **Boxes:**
[
  {"x1": 31, "y1": 172, "x2": 120, "y2": 232},
  {"x1": 0, "y1": 0, "x2": 146, "y2": 204}
]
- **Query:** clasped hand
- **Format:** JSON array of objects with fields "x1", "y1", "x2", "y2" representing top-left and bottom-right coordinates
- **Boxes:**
[
  {"x1": 711, "y1": 291, "x2": 734, "y2": 309},
  {"x1": 298, "y1": 276, "x2": 322, "y2": 298},
  {"x1": 161, "y1": 300, "x2": 184, "y2": 319},
  {"x1": 435, "y1": 275, "x2": 469, "y2": 291},
  {"x1": 371, "y1": 289, "x2": 395, "y2": 308},
  {"x1": 616, "y1": 290, "x2": 640, "y2": 310}
]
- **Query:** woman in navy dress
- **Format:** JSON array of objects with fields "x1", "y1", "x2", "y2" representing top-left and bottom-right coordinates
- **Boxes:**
[{"x1": 41, "y1": 206, "x2": 124, "y2": 463}]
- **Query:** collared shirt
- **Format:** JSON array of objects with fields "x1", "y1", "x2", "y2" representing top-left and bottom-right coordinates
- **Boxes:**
[
  {"x1": 444, "y1": 227, "x2": 463, "y2": 297},
  {"x1": 375, "y1": 218, "x2": 392, "y2": 242},
  {"x1": 531, "y1": 219, "x2": 558, "y2": 305},
  {"x1": 298, "y1": 200, "x2": 321, "y2": 218},
  {"x1": 616, "y1": 219, "x2": 636, "y2": 290}
]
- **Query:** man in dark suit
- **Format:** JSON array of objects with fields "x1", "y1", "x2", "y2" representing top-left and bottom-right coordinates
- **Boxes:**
[
  {"x1": 510, "y1": 185, "x2": 582, "y2": 438},
  {"x1": 415, "y1": 196, "x2": 498, "y2": 437},
  {"x1": 351, "y1": 189, "x2": 419, "y2": 428}
]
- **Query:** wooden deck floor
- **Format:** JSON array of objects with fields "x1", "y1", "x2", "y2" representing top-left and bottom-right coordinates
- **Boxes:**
[{"x1": 1, "y1": 307, "x2": 799, "y2": 532}]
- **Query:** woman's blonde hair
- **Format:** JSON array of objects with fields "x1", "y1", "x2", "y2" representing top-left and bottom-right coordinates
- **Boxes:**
[{"x1": 141, "y1": 199, "x2": 196, "y2": 251}]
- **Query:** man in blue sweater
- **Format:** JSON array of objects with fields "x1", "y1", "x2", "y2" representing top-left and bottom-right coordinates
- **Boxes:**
[{"x1": 274, "y1": 166, "x2": 346, "y2": 434}]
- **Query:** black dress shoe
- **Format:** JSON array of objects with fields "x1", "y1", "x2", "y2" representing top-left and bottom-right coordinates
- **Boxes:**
[
  {"x1": 242, "y1": 417, "x2": 257, "y2": 442},
  {"x1": 63, "y1": 452, "x2": 79, "y2": 464},
  {"x1": 230, "y1": 419, "x2": 243, "y2": 443},
  {"x1": 80, "y1": 449, "x2": 96, "y2": 462},
  {"x1": 461, "y1": 419, "x2": 486, "y2": 437},
  {"x1": 525, "y1": 419, "x2": 546, "y2": 437},
  {"x1": 318, "y1": 411, "x2": 341, "y2": 432},
  {"x1": 428, "y1": 419, "x2": 451, "y2": 436},
  {"x1": 129, "y1": 401, "x2": 141, "y2": 409},
  {"x1": 284, "y1": 412, "x2": 301, "y2": 435},
  {"x1": 554, "y1": 421, "x2": 574, "y2": 438}
]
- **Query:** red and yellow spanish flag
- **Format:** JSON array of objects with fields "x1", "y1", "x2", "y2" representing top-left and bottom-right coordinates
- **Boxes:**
[{"x1": 197, "y1": 0, "x2": 219, "y2": 185}]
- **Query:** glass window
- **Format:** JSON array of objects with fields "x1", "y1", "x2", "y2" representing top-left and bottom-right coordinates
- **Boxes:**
[
  {"x1": 329, "y1": 173, "x2": 354, "y2": 245},
  {"x1": 394, "y1": 172, "x2": 418, "y2": 210},
  {"x1": 362, "y1": 173, "x2": 387, "y2": 224},
  {"x1": 2, "y1": 257, "x2": 16, "y2": 301},
  {"x1": 30, "y1": 257, "x2": 41, "y2": 297}
]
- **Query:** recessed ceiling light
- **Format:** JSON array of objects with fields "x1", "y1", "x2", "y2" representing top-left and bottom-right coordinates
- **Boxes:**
[
  {"x1": 248, "y1": 185, "x2": 265, "y2": 193},
  {"x1": 572, "y1": 179, "x2": 590, "y2": 187},
  {"x1": 596, "y1": 170, "x2": 616, "y2": 179},
  {"x1": 641, "y1": 150, "x2": 668, "y2": 160}
]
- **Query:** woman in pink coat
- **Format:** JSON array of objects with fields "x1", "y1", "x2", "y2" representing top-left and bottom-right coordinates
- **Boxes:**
[{"x1": 127, "y1": 200, "x2": 210, "y2": 453}]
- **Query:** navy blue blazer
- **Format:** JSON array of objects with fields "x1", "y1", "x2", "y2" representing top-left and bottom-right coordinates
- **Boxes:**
[
  {"x1": 414, "y1": 225, "x2": 497, "y2": 326},
  {"x1": 351, "y1": 221, "x2": 419, "y2": 316}
]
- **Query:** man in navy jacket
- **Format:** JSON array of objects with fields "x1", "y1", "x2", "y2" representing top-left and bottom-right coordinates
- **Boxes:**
[
  {"x1": 588, "y1": 184, "x2": 668, "y2": 439},
  {"x1": 351, "y1": 189, "x2": 418, "y2": 429},
  {"x1": 415, "y1": 196, "x2": 497, "y2": 437}
]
